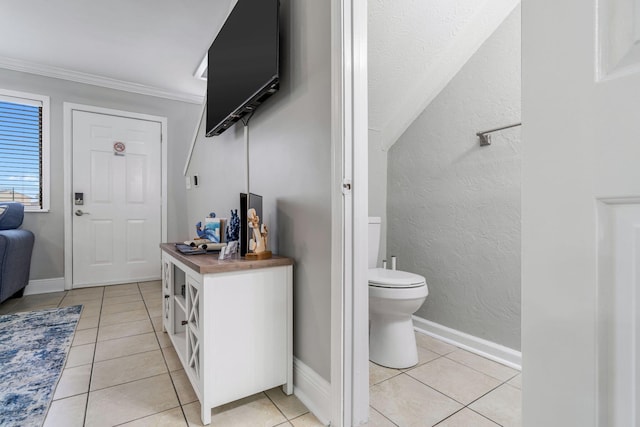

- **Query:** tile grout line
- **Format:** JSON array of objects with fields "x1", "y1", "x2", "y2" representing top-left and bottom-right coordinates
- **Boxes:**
[
  {"x1": 456, "y1": 382, "x2": 510, "y2": 427},
  {"x1": 82, "y1": 285, "x2": 105, "y2": 427},
  {"x1": 109, "y1": 405, "x2": 185, "y2": 427},
  {"x1": 403, "y1": 355, "x2": 512, "y2": 407},
  {"x1": 371, "y1": 353, "x2": 449, "y2": 386},
  {"x1": 370, "y1": 406, "x2": 399, "y2": 427},
  {"x1": 461, "y1": 373, "x2": 521, "y2": 410},
  {"x1": 441, "y1": 351, "x2": 520, "y2": 383},
  {"x1": 371, "y1": 371, "x2": 468, "y2": 413},
  {"x1": 372, "y1": 353, "x2": 447, "y2": 386},
  {"x1": 264, "y1": 388, "x2": 311, "y2": 423},
  {"x1": 40, "y1": 291, "x2": 72, "y2": 427},
  {"x1": 52, "y1": 286, "x2": 104, "y2": 427},
  {"x1": 262, "y1": 391, "x2": 290, "y2": 425},
  {"x1": 369, "y1": 335, "x2": 520, "y2": 427},
  {"x1": 139, "y1": 281, "x2": 191, "y2": 425},
  {"x1": 104, "y1": 281, "x2": 184, "y2": 425},
  {"x1": 94, "y1": 283, "x2": 179, "y2": 425},
  {"x1": 430, "y1": 407, "x2": 469, "y2": 427},
  {"x1": 27, "y1": 283, "x2": 173, "y2": 427},
  {"x1": 465, "y1": 406, "x2": 505, "y2": 427},
  {"x1": 47, "y1": 287, "x2": 99, "y2": 427},
  {"x1": 91, "y1": 348, "x2": 165, "y2": 372}
]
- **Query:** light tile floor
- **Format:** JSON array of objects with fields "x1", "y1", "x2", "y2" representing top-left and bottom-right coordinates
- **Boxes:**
[
  {"x1": 0, "y1": 283, "x2": 521, "y2": 426},
  {"x1": 368, "y1": 333, "x2": 522, "y2": 427}
]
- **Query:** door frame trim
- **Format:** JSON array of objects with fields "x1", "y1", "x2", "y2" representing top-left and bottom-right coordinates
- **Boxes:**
[
  {"x1": 330, "y1": 0, "x2": 369, "y2": 425},
  {"x1": 63, "y1": 102, "x2": 168, "y2": 290}
]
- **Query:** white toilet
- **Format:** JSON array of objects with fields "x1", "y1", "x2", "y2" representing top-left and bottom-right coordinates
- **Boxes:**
[{"x1": 369, "y1": 217, "x2": 428, "y2": 369}]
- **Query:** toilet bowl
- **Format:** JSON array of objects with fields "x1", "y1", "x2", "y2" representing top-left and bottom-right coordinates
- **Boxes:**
[{"x1": 368, "y1": 218, "x2": 428, "y2": 369}]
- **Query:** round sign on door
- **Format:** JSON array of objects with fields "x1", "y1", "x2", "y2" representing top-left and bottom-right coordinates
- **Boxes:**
[{"x1": 113, "y1": 141, "x2": 126, "y2": 156}]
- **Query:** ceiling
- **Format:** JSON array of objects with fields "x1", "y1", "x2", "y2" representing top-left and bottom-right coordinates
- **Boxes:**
[
  {"x1": 0, "y1": 0, "x2": 236, "y2": 103},
  {"x1": 0, "y1": 0, "x2": 518, "y2": 133}
]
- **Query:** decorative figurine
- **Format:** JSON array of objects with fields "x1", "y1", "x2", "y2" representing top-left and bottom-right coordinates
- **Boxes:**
[
  {"x1": 195, "y1": 221, "x2": 206, "y2": 239},
  {"x1": 245, "y1": 208, "x2": 272, "y2": 259},
  {"x1": 226, "y1": 209, "x2": 240, "y2": 242},
  {"x1": 219, "y1": 210, "x2": 240, "y2": 260},
  {"x1": 218, "y1": 241, "x2": 238, "y2": 260}
]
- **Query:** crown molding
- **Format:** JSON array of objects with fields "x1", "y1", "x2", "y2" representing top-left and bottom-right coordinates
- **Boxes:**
[{"x1": 0, "y1": 56, "x2": 204, "y2": 104}]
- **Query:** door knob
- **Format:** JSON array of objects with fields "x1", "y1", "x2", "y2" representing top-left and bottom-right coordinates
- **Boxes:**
[{"x1": 74, "y1": 210, "x2": 90, "y2": 216}]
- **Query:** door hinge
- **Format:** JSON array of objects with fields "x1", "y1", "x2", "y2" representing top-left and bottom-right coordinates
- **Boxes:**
[{"x1": 342, "y1": 179, "x2": 352, "y2": 195}]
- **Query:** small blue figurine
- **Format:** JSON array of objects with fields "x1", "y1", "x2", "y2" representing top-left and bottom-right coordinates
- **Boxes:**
[
  {"x1": 226, "y1": 209, "x2": 240, "y2": 242},
  {"x1": 195, "y1": 221, "x2": 205, "y2": 238}
]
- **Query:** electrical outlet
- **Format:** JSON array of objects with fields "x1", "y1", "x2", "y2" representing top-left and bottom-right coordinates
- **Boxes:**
[{"x1": 185, "y1": 176, "x2": 191, "y2": 190}]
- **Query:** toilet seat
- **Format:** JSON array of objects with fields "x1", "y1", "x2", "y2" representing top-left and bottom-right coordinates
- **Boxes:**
[{"x1": 368, "y1": 268, "x2": 426, "y2": 289}]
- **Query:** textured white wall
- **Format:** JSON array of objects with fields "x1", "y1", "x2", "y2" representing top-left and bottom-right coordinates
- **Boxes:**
[
  {"x1": 185, "y1": 0, "x2": 332, "y2": 380},
  {"x1": 368, "y1": 0, "x2": 520, "y2": 150},
  {"x1": 368, "y1": 0, "x2": 478, "y2": 128},
  {"x1": 368, "y1": 128, "x2": 387, "y2": 267},
  {"x1": 387, "y1": 6, "x2": 521, "y2": 350},
  {"x1": 0, "y1": 67, "x2": 199, "y2": 280}
]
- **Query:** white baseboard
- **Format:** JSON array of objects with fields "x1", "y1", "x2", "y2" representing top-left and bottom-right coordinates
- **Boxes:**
[
  {"x1": 24, "y1": 277, "x2": 65, "y2": 295},
  {"x1": 293, "y1": 357, "x2": 331, "y2": 426},
  {"x1": 72, "y1": 276, "x2": 161, "y2": 289},
  {"x1": 413, "y1": 315, "x2": 522, "y2": 370}
]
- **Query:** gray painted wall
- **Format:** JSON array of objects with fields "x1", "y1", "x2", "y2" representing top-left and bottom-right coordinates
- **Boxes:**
[
  {"x1": 0, "y1": 68, "x2": 200, "y2": 280},
  {"x1": 387, "y1": 6, "x2": 521, "y2": 350},
  {"x1": 185, "y1": 0, "x2": 331, "y2": 380}
]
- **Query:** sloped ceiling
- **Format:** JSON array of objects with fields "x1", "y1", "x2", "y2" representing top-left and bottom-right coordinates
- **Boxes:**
[
  {"x1": 0, "y1": 0, "x2": 236, "y2": 103},
  {"x1": 0, "y1": 0, "x2": 518, "y2": 113},
  {"x1": 369, "y1": 0, "x2": 520, "y2": 150}
]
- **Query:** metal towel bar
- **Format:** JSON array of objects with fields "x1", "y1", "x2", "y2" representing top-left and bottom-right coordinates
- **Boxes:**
[{"x1": 477, "y1": 122, "x2": 521, "y2": 146}]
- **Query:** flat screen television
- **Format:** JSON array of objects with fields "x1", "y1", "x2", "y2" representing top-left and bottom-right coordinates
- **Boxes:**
[{"x1": 205, "y1": 0, "x2": 280, "y2": 137}]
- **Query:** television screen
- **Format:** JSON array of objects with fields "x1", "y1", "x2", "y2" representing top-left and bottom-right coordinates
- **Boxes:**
[{"x1": 206, "y1": 0, "x2": 280, "y2": 136}]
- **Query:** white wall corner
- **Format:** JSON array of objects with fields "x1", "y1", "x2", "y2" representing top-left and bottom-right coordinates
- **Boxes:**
[
  {"x1": 413, "y1": 315, "x2": 522, "y2": 370},
  {"x1": 24, "y1": 277, "x2": 65, "y2": 296},
  {"x1": 293, "y1": 357, "x2": 331, "y2": 426},
  {"x1": 368, "y1": 128, "x2": 385, "y2": 152},
  {"x1": 380, "y1": 0, "x2": 521, "y2": 151}
]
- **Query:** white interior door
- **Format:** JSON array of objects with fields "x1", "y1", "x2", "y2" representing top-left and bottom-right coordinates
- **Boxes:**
[
  {"x1": 72, "y1": 110, "x2": 162, "y2": 287},
  {"x1": 523, "y1": 1, "x2": 640, "y2": 425}
]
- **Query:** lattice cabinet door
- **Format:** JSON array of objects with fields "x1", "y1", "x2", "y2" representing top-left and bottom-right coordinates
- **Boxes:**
[
  {"x1": 161, "y1": 256, "x2": 173, "y2": 333},
  {"x1": 185, "y1": 275, "x2": 202, "y2": 385}
]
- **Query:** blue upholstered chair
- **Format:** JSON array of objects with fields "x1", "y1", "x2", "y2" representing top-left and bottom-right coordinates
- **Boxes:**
[{"x1": 0, "y1": 202, "x2": 35, "y2": 303}]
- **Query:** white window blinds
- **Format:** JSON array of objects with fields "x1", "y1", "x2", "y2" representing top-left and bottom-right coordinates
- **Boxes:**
[{"x1": 0, "y1": 93, "x2": 45, "y2": 210}]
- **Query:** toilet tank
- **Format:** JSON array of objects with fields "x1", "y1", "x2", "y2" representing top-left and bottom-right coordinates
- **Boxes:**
[{"x1": 368, "y1": 217, "x2": 381, "y2": 268}]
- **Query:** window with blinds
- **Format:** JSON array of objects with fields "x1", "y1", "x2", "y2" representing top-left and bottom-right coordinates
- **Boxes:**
[{"x1": 0, "y1": 90, "x2": 50, "y2": 212}]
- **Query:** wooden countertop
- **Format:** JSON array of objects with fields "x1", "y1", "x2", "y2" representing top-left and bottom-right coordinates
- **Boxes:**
[{"x1": 160, "y1": 243, "x2": 294, "y2": 274}]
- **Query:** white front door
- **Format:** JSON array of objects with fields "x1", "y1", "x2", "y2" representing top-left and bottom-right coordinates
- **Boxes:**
[
  {"x1": 72, "y1": 110, "x2": 162, "y2": 287},
  {"x1": 523, "y1": 1, "x2": 640, "y2": 426}
]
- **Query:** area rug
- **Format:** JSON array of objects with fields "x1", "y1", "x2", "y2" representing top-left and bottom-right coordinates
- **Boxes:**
[{"x1": 0, "y1": 305, "x2": 82, "y2": 427}]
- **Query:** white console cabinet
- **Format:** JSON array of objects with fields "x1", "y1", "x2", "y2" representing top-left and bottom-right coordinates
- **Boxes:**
[{"x1": 160, "y1": 244, "x2": 293, "y2": 425}]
